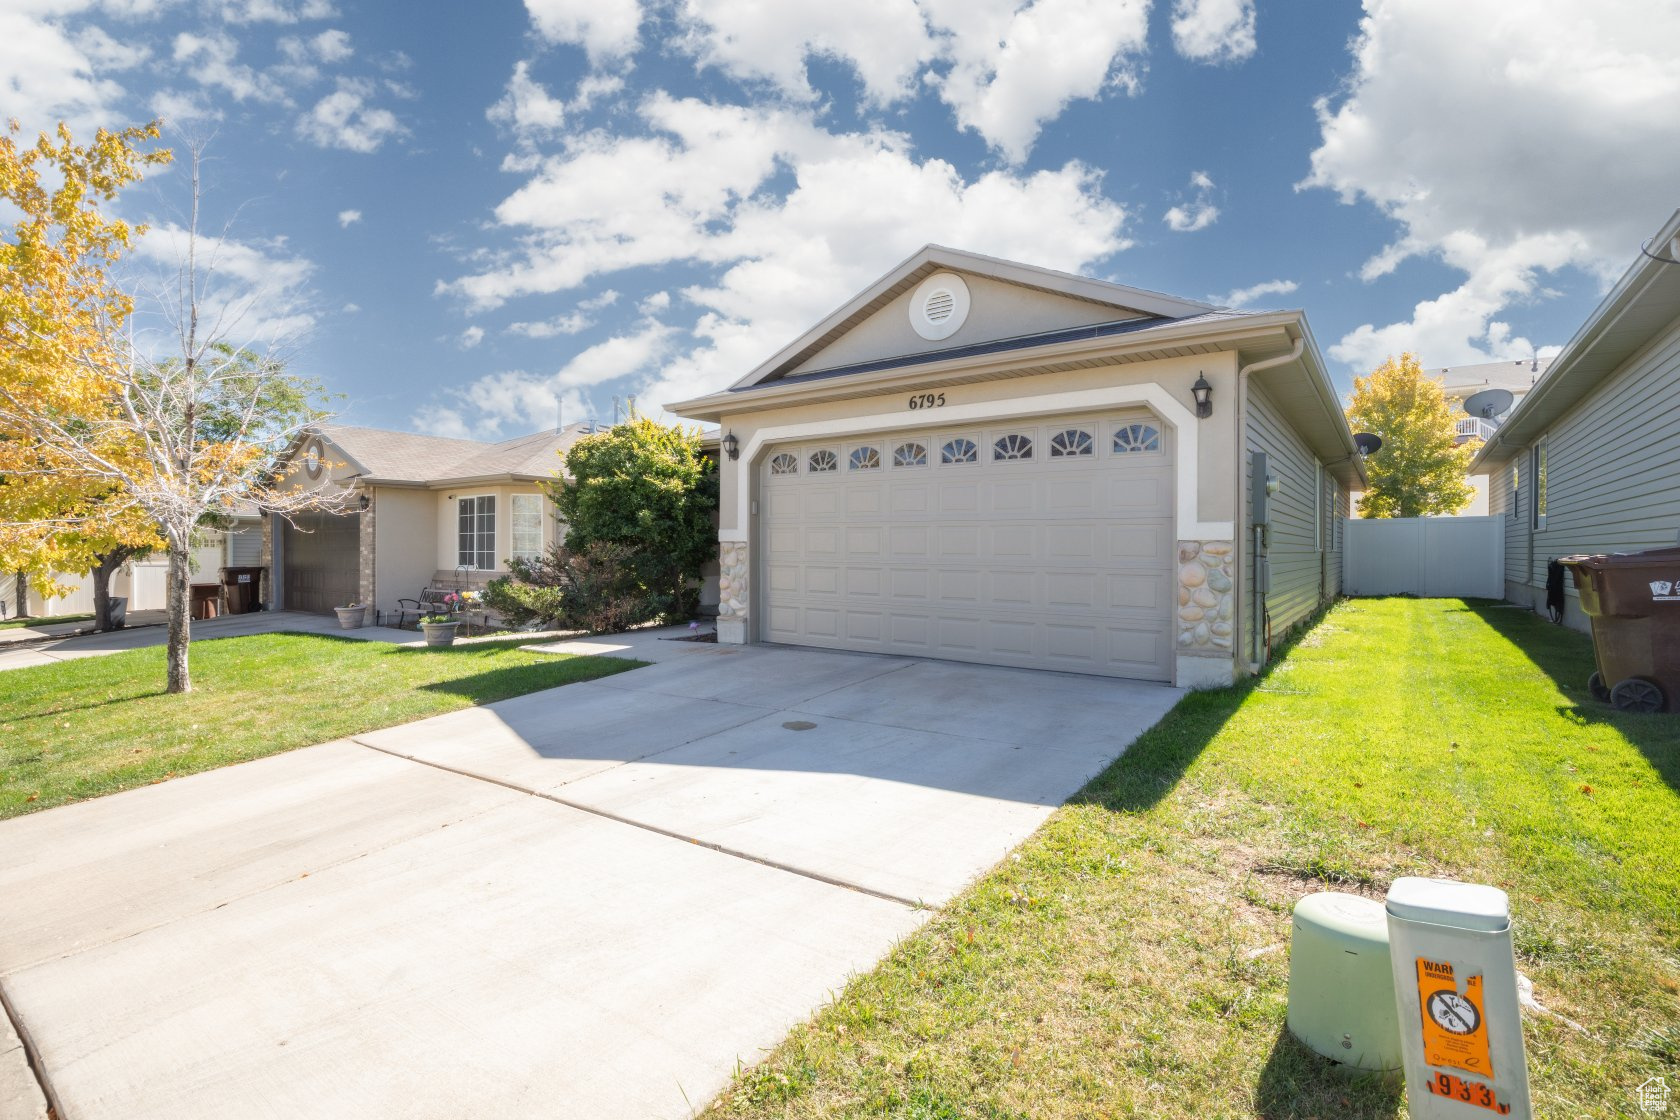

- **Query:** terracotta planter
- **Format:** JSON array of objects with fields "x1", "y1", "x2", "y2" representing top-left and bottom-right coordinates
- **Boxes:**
[
  {"x1": 420, "y1": 620, "x2": 459, "y2": 647},
  {"x1": 335, "y1": 606, "x2": 366, "y2": 630}
]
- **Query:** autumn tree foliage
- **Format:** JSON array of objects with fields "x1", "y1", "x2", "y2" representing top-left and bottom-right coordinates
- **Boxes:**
[
  {"x1": 0, "y1": 124, "x2": 339, "y2": 691},
  {"x1": 1345, "y1": 353, "x2": 1477, "y2": 518}
]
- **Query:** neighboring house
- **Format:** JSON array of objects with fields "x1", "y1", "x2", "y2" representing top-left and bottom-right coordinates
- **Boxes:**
[
  {"x1": 266, "y1": 424, "x2": 591, "y2": 623},
  {"x1": 1473, "y1": 207, "x2": 1680, "y2": 631},
  {"x1": 668, "y1": 245, "x2": 1364, "y2": 687},
  {"x1": 1347, "y1": 358, "x2": 1546, "y2": 517},
  {"x1": 9, "y1": 516, "x2": 263, "y2": 619}
]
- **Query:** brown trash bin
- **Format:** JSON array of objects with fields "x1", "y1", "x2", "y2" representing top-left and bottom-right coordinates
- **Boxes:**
[
  {"x1": 221, "y1": 566, "x2": 264, "y2": 614},
  {"x1": 1558, "y1": 545, "x2": 1680, "y2": 712}
]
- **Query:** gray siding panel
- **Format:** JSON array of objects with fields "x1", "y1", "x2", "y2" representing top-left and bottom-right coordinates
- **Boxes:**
[
  {"x1": 1246, "y1": 381, "x2": 1326, "y2": 648},
  {"x1": 1499, "y1": 314, "x2": 1680, "y2": 626}
]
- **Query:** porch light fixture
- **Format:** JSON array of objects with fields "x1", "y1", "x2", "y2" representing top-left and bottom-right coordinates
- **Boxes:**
[
  {"x1": 722, "y1": 431, "x2": 740, "y2": 460},
  {"x1": 1191, "y1": 373, "x2": 1213, "y2": 419},
  {"x1": 358, "y1": 493, "x2": 371, "y2": 512}
]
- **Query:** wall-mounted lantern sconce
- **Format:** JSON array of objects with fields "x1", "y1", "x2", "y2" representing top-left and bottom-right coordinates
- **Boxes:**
[
  {"x1": 722, "y1": 431, "x2": 740, "y2": 460},
  {"x1": 1191, "y1": 373, "x2": 1213, "y2": 419},
  {"x1": 358, "y1": 493, "x2": 371, "y2": 512}
]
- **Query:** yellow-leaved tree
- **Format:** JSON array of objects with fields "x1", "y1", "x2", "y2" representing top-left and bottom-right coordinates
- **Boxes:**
[
  {"x1": 0, "y1": 124, "x2": 342, "y2": 692},
  {"x1": 0, "y1": 120, "x2": 169, "y2": 621},
  {"x1": 1345, "y1": 353, "x2": 1476, "y2": 518}
]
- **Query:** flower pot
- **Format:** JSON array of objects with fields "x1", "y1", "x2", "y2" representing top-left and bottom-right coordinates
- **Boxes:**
[
  {"x1": 420, "y1": 621, "x2": 459, "y2": 647},
  {"x1": 335, "y1": 606, "x2": 367, "y2": 630}
]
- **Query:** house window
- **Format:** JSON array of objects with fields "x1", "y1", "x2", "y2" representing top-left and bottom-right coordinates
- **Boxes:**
[
  {"x1": 458, "y1": 495, "x2": 496, "y2": 570},
  {"x1": 510, "y1": 494, "x2": 544, "y2": 564},
  {"x1": 1531, "y1": 437, "x2": 1547, "y2": 530}
]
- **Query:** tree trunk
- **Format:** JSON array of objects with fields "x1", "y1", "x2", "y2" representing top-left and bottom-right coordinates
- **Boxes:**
[
  {"x1": 13, "y1": 571, "x2": 30, "y2": 619},
  {"x1": 91, "y1": 549, "x2": 135, "y2": 631},
  {"x1": 165, "y1": 542, "x2": 192, "y2": 694}
]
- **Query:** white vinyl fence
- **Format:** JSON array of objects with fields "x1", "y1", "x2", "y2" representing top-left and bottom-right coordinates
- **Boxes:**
[{"x1": 1343, "y1": 515, "x2": 1505, "y2": 598}]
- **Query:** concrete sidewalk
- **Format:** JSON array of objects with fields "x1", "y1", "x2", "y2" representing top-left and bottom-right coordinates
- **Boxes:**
[{"x1": 0, "y1": 641, "x2": 1182, "y2": 1119}]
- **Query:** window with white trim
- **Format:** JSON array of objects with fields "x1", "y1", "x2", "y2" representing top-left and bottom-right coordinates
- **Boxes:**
[
  {"x1": 458, "y1": 495, "x2": 496, "y2": 570},
  {"x1": 1531, "y1": 437, "x2": 1547, "y2": 530},
  {"x1": 510, "y1": 493, "x2": 544, "y2": 564}
]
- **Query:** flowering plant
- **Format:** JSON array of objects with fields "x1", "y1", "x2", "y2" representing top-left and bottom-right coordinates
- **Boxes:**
[{"x1": 419, "y1": 612, "x2": 456, "y2": 625}]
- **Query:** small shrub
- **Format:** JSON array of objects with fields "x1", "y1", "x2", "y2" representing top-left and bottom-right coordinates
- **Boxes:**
[{"x1": 485, "y1": 542, "x2": 669, "y2": 634}]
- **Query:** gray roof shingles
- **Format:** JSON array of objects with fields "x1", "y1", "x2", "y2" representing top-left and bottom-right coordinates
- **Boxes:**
[{"x1": 319, "y1": 422, "x2": 593, "y2": 484}]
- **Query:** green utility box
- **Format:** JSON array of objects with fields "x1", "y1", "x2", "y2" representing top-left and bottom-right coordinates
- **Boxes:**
[{"x1": 1286, "y1": 892, "x2": 1403, "y2": 1072}]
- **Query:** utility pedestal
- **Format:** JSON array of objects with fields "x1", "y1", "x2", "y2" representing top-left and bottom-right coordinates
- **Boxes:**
[{"x1": 1385, "y1": 878, "x2": 1532, "y2": 1118}]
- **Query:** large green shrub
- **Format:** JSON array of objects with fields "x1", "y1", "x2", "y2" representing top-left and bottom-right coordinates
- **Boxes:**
[{"x1": 552, "y1": 418, "x2": 717, "y2": 615}]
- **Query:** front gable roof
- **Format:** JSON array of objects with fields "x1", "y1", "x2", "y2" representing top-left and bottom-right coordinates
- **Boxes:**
[
  {"x1": 311, "y1": 423, "x2": 594, "y2": 486},
  {"x1": 731, "y1": 244, "x2": 1218, "y2": 392}
]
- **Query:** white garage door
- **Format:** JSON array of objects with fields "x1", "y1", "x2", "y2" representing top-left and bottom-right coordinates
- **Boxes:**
[{"x1": 760, "y1": 411, "x2": 1175, "y2": 680}]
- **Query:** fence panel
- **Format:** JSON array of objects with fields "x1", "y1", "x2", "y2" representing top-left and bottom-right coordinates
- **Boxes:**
[{"x1": 1344, "y1": 516, "x2": 1505, "y2": 598}]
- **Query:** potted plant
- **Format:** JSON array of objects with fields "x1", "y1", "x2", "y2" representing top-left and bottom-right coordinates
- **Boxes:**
[
  {"x1": 334, "y1": 602, "x2": 367, "y2": 630},
  {"x1": 418, "y1": 612, "x2": 459, "y2": 647}
]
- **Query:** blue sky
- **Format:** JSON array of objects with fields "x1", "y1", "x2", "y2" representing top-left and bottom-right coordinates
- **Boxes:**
[{"x1": 7, "y1": 0, "x2": 1677, "y2": 438}]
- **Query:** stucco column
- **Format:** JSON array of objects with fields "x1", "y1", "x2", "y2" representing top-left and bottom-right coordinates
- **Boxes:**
[
  {"x1": 716, "y1": 539, "x2": 748, "y2": 644},
  {"x1": 1176, "y1": 539, "x2": 1236, "y2": 687}
]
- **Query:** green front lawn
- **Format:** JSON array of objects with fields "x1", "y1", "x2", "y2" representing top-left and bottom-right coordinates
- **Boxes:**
[
  {"x1": 707, "y1": 599, "x2": 1680, "y2": 1119},
  {"x1": 0, "y1": 633, "x2": 641, "y2": 819},
  {"x1": 0, "y1": 613, "x2": 93, "y2": 631}
]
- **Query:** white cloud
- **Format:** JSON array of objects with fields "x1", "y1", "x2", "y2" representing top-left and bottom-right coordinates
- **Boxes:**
[
  {"x1": 925, "y1": 0, "x2": 1151, "y2": 164},
  {"x1": 1163, "y1": 169, "x2": 1218, "y2": 232},
  {"x1": 671, "y1": 0, "x2": 1150, "y2": 162},
  {"x1": 73, "y1": 25, "x2": 151, "y2": 71},
  {"x1": 297, "y1": 77, "x2": 406, "y2": 152},
  {"x1": 523, "y1": 0, "x2": 642, "y2": 63},
  {"x1": 677, "y1": 0, "x2": 930, "y2": 105},
  {"x1": 1303, "y1": 0, "x2": 1680, "y2": 369},
  {"x1": 1171, "y1": 0, "x2": 1256, "y2": 64},
  {"x1": 1214, "y1": 278, "x2": 1297, "y2": 307},
  {"x1": 337, "y1": 208, "x2": 361, "y2": 227},
  {"x1": 150, "y1": 88, "x2": 221, "y2": 123},
  {"x1": 341, "y1": 302, "x2": 360, "y2": 313},
  {"x1": 637, "y1": 290, "x2": 670, "y2": 314},
  {"x1": 459, "y1": 325, "x2": 485, "y2": 349},
  {"x1": 216, "y1": 0, "x2": 336, "y2": 23},
  {"x1": 0, "y1": 8, "x2": 126, "y2": 134},
  {"x1": 127, "y1": 222, "x2": 318, "y2": 345},
  {"x1": 508, "y1": 290, "x2": 620, "y2": 338},
  {"x1": 554, "y1": 319, "x2": 675, "y2": 387},
  {"x1": 487, "y1": 61, "x2": 569, "y2": 142},
  {"x1": 173, "y1": 31, "x2": 288, "y2": 102},
  {"x1": 310, "y1": 28, "x2": 353, "y2": 62}
]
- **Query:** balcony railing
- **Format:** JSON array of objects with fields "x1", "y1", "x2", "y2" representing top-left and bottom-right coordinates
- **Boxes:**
[{"x1": 1456, "y1": 416, "x2": 1500, "y2": 442}]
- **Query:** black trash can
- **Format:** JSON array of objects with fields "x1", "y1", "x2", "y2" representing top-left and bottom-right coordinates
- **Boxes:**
[
  {"x1": 1558, "y1": 546, "x2": 1680, "y2": 712},
  {"x1": 221, "y1": 566, "x2": 265, "y2": 615}
]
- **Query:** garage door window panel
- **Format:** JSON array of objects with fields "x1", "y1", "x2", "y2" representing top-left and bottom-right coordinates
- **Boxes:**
[
  {"x1": 808, "y1": 449, "x2": 838, "y2": 473},
  {"x1": 769, "y1": 452, "x2": 799, "y2": 476},
  {"x1": 941, "y1": 437, "x2": 979, "y2": 465},
  {"x1": 993, "y1": 433, "x2": 1034, "y2": 461},
  {"x1": 892, "y1": 442, "x2": 928, "y2": 468},
  {"x1": 1113, "y1": 422, "x2": 1161, "y2": 454},
  {"x1": 1049, "y1": 429, "x2": 1094, "y2": 458},
  {"x1": 848, "y1": 446, "x2": 882, "y2": 471}
]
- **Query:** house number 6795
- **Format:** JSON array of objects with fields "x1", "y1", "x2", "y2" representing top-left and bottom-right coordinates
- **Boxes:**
[{"x1": 907, "y1": 392, "x2": 946, "y2": 410}]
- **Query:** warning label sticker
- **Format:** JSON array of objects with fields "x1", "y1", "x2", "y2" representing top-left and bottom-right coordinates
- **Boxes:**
[{"x1": 1416, "y1": 957, "x2": 1494, "y2": 1077}]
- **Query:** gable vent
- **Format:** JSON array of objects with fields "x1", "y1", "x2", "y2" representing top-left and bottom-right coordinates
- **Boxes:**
[{"x1": 909, "y1": 271, "x2": 971, "y2": 341}]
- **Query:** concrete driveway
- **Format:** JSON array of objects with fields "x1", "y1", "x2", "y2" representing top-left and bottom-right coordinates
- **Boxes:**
[{"x1": 0, "y1": 634, "x2": 1182, "y2": 1119}]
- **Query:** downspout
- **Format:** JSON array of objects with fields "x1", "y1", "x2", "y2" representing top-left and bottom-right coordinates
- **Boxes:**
[{"x1": 1235, "y1": 334, "x2": 1305, "y2": 673}]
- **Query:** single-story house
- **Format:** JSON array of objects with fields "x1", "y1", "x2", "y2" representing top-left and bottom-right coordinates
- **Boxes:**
[
  {"x1": 669, "y1": 245, "x2": 1365, "y2": 687},
  {"x1": 1472, "y1": 206, "x2": 1680, "y2": 631},
  {"x1": 267, "y1": 424, "x2": 591, "y2": 623}
]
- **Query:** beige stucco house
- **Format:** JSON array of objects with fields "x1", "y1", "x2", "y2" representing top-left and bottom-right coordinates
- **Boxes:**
[
  {"x1": 267, "y1": 424, "x2": 589, "y2": 623},
  {"x1": 669, "y1": 246, "x2": 1364, "y2": 687},
  {"x1": 1474, "y1": 207, "x2": 1680, "y2": 631}
]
